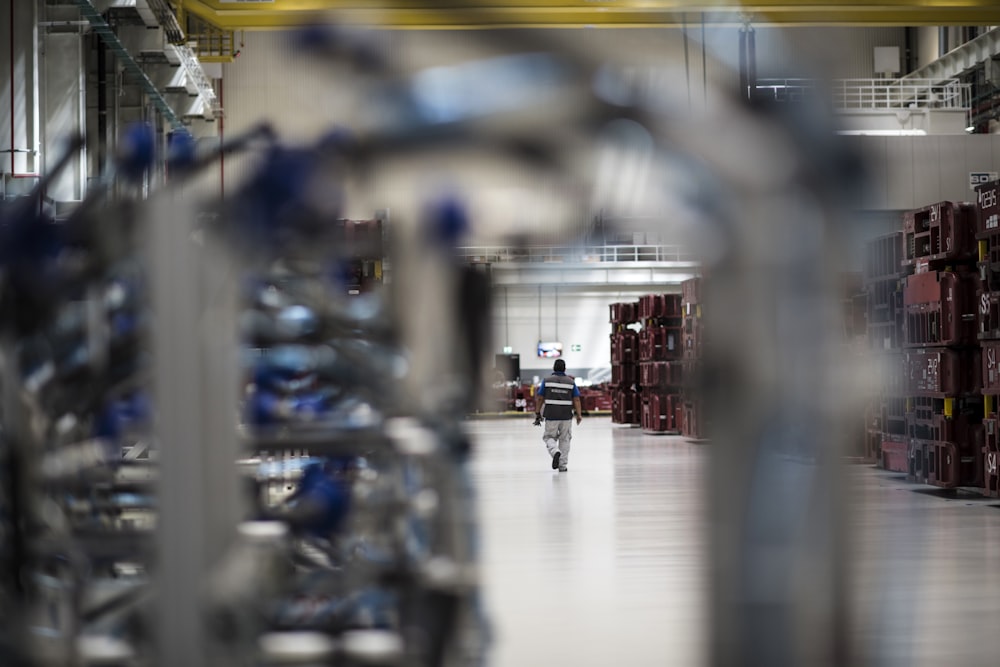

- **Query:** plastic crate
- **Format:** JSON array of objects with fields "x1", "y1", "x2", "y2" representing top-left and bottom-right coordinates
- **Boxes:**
[
  {"x1": 976, "y1": 179, "x2": 1000, "y2": 237},
  {"x1": 864, "y1": 232, "x2": 906, "y2": 282},
  {"x1": 611, "y1": 363, "x2": 638, "y2": 388},
  {"x1": 641, "y1": 392, "x2": 680, "y2": 433},
  {"x1": 981, "y1": 340, "x2": 1000, "y2": 395},
  {"x1": 865, "y1": 429, "x2": 882, "y2": 463},
  {"x1": 905, "y1": 399, "x2": 982, "y2": 442},
  {"x1": 681, "y1": 400, "x2": 706, "y2": 440},
  {"x1": 902, "y1": 201, "x2": 977, "y2": 269},
  {"x1": 639, "y1": 361, "x2": 684, "y2": 389},
  {"x1": 681, "y1": 278, "x2": 702, "y2": 306},
  {"x1": 611, "y1": 390, "x2": 640, "y2": 425},
  {"x1": 639, "y1": 326, "x2": 683, "y2": 361},
  {"x1": 880, "y1": 436, "x2": 908, "y2": 472},
  {"x1": 866, "y1": 278, "x2": 904, "y2": 325},
  {"x1": 638, "y1": 294, "x2": 683, "y2": 321},
  {"x1": 611, "y1": 331, "x2": 639, "y2": 364},
  {"x1": 905, "y1": 347, "x2": 981, "y2": 397},
  {"x1": 881, "y1": 397, "x2": 908, "y2": 437},
  {"x1": 984, "y1": 415, "x2": 1000, "y2": 497},
  {"x1": 610, "y1": 302, "x2": 638, "y2": 325},
  {"x1": 978, "y1": 291, "x2": 1000, "y2": 340},
  {"x1": 907, "y1": 436, "x2": 983, "y2": 489},
  {"x1": 903, "y1": 270, "x2": 979, "y2": 347}
]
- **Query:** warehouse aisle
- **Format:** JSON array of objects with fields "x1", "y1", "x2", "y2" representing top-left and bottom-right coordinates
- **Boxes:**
[{"x1": 467, "y1": 417, "x2": 708, "y2": 667}]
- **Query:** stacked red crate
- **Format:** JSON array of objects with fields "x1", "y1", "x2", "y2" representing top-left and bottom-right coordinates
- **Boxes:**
[
  {"x1": 977, "y1": 180, "x2": 1000, "y2": 495},
  {"x1": 637, "y1": 293, "x2": 683, "y2": 434},
  {"x1": 680, "y1": 278, "x2": 707, "y2": 440},
  {"x1": 610, "y1": 302, "x2": 641, "y2": 425},
  {"x1": 864, "y1": 232, "x2": 909, "y2": 469},
  {"x1": 902, "y1": 201, "x2": 982, "y2": 488}
]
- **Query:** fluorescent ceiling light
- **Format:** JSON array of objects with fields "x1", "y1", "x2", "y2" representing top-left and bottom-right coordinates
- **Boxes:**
[
  {"x1": 836, "y1": 129, "x2": 927, "y2": 136},
  {"x1": 966, "y1": 126, "x2": 976, "y2": 133}
]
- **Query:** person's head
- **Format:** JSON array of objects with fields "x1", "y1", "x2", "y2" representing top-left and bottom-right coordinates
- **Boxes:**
[{"x1": 553, "y1": 359, "x2": 566, "y2": 372}]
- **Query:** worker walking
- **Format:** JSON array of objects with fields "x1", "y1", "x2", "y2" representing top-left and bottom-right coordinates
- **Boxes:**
[{"x1": 534, "y1": 359, "x2": 583, "y2": 472}]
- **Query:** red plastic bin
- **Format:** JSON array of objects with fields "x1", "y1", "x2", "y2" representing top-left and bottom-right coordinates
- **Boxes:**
[
  {"x1": 611, "y1": 363, "x2": 638, "y2": 388},
  {"x1": 610, "y1": 302, "x2": 638, "y2": 324},
  {"x1": 905, "y1": 347, "x2": 981, "y2": 397},
  {"x1": 681, "y1": 278, "x2": 702, "y2": 306},
  {"x1": 681, "y1": 400, "x2": 707, "y2": 440},
  {"x1": 981, "y1": 341, "x2": 1000, "y2": 395},
  {"x1": 903, "y1": 270, "x2": 979, "y2": 347},
  {"x1": 908, "y1": 436, "x2": 983, "y2": 489},
  {"x1": 639, "y1": 361, "x2": 684, "y2": 389},
  {"x1": 638, "y1": 294, "x2": 683, "y2": 321},
  {"x1": 611, "y1": 331, "x2": 639, "y2": 364},
  {"x1": 639, "y1": 326, "x2": 683, "y2": 361},
  {"x1": 880, "y1": 436, "x2": 908, "y2": 472},
  {"x1": 641, "y1": 392, "x2": 680, "y2": 433},
  {"x1": 902, "y1": 201, "x2": 977, "y2": 268},
  {"x1": 864, "y1": 232, "x2": 906, "y2": 282},
  {"x1": 612, "y1": 390, "x2": 640, "y2": 425},
  {"x1": 984, "y1": 415, "x2": 1000, "y2": 497}
]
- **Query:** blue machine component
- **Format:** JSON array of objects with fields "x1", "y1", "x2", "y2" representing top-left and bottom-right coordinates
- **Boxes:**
[
  {"x1": 93, "y1": 392, "x2": 152, "y2": 441},
  {"x1": 287, "y1": 461, "x2": 351, "y2": 538},
  {"x1": 118, "y1": 123, "x2": 156, "y2": 181}
]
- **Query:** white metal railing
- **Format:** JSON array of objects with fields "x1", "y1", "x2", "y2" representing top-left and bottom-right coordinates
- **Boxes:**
[
  {"x1": 456, "y1": 244, "x2": 697, "y2": 264},
  {"x1": 755, "y1": 78, "x2": 971, "y2": 111}
]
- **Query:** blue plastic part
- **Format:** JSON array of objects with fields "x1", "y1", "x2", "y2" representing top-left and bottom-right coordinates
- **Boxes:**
[
  {"x1": 426, "y1": 196, "x2": 470, "y2": 246},
  {"x1": 167, "y1": 130, "x2": 197, "y2": 171},
  {"x1": 119, "y1": 123, "x2": 156, "y2": 180},
  {"x1": 294, "y1": 461, "x2": 351, "y2": 537}
]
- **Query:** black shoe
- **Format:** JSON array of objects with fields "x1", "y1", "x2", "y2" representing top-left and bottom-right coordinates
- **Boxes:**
[{"x1": 551, "y1": 451, "x2": 561, "y2": 470}]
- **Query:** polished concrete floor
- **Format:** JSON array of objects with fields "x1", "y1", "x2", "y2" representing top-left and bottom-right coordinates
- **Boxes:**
[
  {"x1": 468, "y1": 417, "x2": 708, "y2": 667},
  {"x1": 467, "y1": 416, "x2": 1000, "y2": 667}
]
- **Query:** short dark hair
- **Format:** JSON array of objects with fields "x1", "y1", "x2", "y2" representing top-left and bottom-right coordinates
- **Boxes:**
[{"x1": 553, "y1": 359, "x2": 566, "y2": 372}]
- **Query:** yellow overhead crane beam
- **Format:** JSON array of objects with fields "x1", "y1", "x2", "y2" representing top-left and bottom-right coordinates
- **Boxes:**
[{"x1": 178, "y1": 0, "x2": 1000, "y2": 30}]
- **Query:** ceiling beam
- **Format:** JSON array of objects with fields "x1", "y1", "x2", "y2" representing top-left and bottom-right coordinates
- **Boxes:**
[{"x1": 179, "y1": 1, "x2": 1000, "y2": 30}]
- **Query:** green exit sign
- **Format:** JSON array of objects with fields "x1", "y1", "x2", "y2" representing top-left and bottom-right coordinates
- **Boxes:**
[{"x1": 570, "y1": 344, "x2": 582, "y2": 352}]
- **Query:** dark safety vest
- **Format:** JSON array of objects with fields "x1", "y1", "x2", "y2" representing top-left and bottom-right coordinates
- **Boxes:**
[{"x1": 542, "y1": 374, "x2": 575, "y2": 420}]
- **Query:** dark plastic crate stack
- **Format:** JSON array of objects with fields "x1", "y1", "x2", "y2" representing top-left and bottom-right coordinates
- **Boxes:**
[
  {"x1": 639, "y1": 361, "x2": 683, "y2": 390},
  {"x1": 902, "y1": 201, "x2": 977, "y2": 270},
  {"x1": 639, "y1": 326, "x2": 683, "y2": 361},
  {"x1": 907, "y1": 436, "x2": 983, "y2": 489},
  {"x1": 881, "y1": 435, "x2": 909, "y2": 473},
  {"x1": 640, "y1": 392, "x2": 681, "y2": 434},
  {"x1": 611, "y1": 389, "x2": 640, "y2": 425},
  {"x1": 903, "y1": 270, "x2": 979, "y2": 348},
  {"x1": 976, "y1": 181, "x2": 1000, "y2": 291},
  {"x1": 904, "y1": 347, "x2": 981, "y2": 397}
]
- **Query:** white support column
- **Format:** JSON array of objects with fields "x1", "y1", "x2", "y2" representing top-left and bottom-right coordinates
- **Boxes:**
[
  {"x1": 39, "y1": 9, "x2": 88, "y2": 202},
  {"x1": 1, "y1": 0, "x2": 43, "y2": 195}
]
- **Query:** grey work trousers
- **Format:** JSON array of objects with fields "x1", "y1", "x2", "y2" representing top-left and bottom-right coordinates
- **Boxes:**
[{"x1": 542, "y1": 419, "x2": 572, "y2": 468}]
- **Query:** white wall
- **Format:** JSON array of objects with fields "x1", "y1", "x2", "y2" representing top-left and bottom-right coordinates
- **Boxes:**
[{"x1": 493, "y1": 285, "x2": 679, "y2": 379}]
